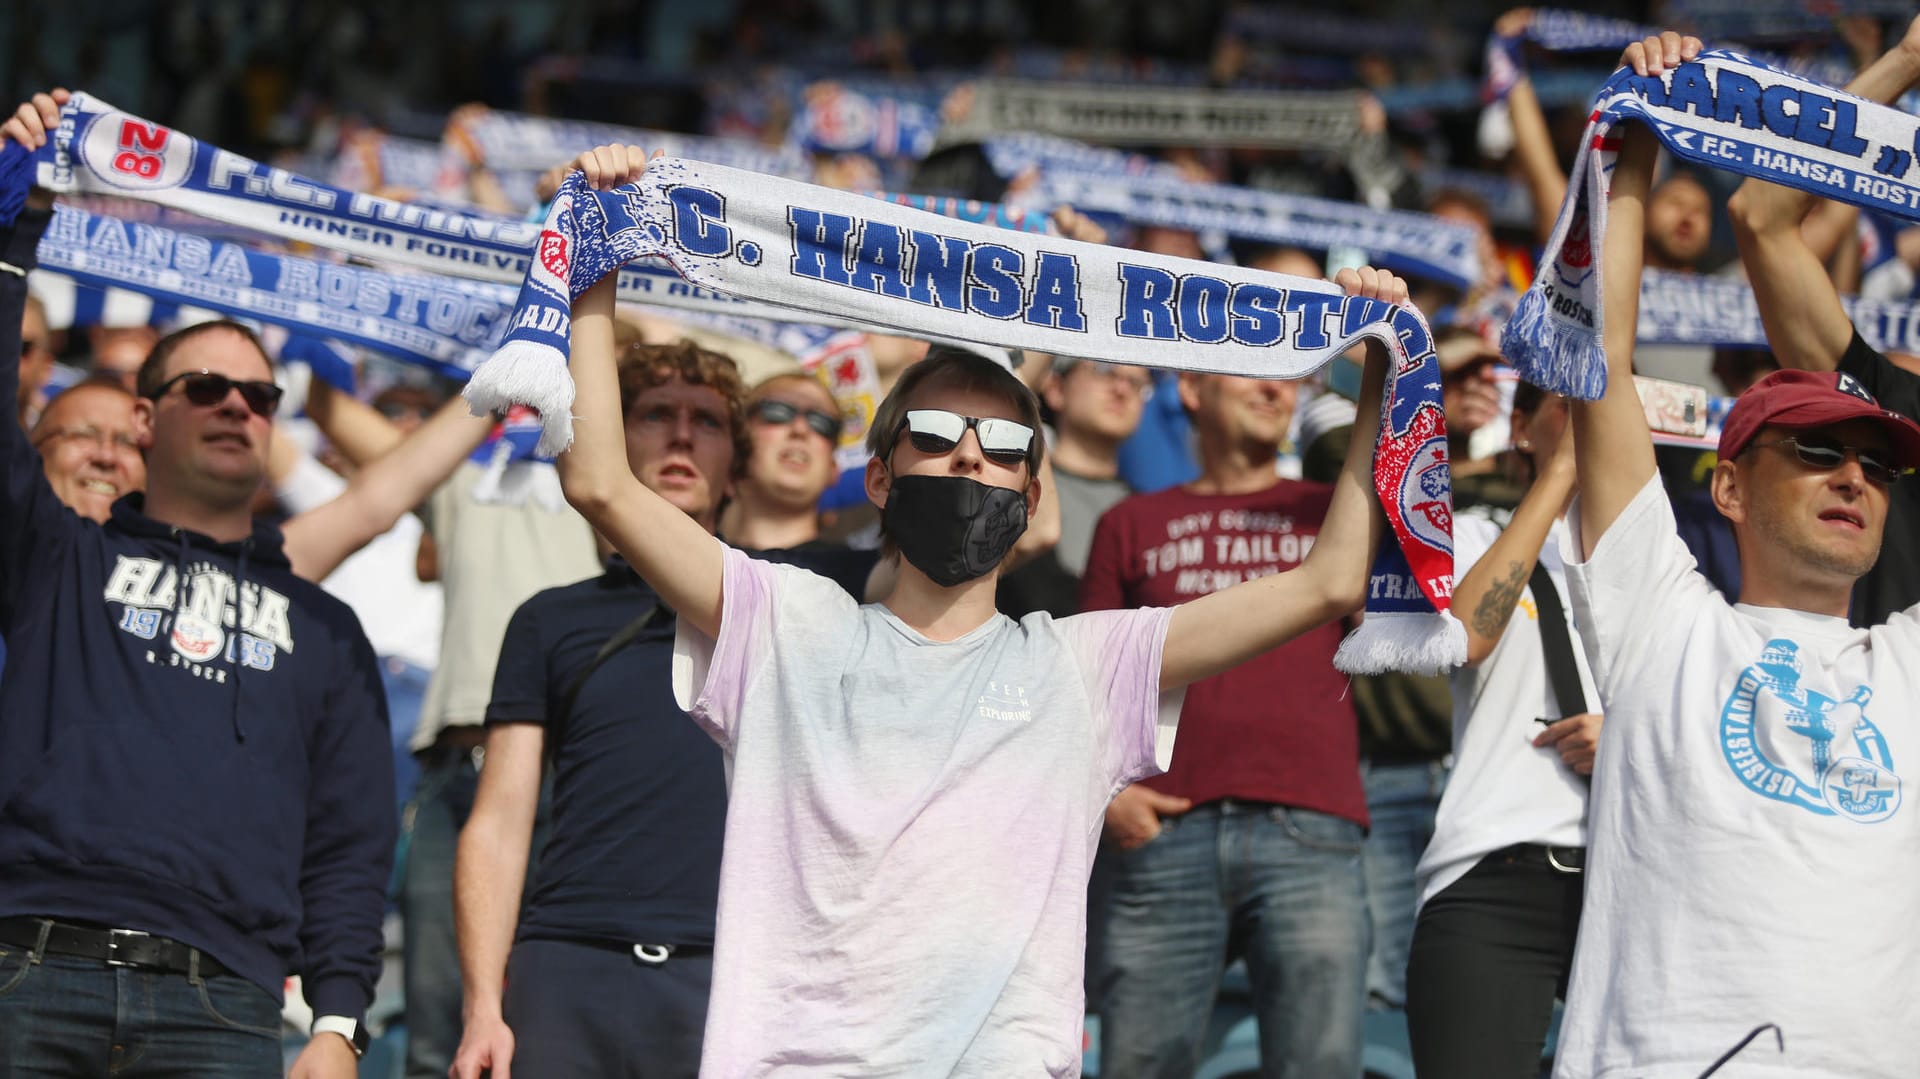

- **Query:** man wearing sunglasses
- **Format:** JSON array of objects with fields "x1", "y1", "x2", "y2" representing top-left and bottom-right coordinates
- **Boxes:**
[
  {"x1": 548, "y1": 140, "x2": 1402, "y2": 1078},
  {"x1": 0, "y1": 188, "x2": 392, "y2": 1075},
  {"x1": 1550, "y1": 37, "x2": 1920, "y2": 1078},
  {"x1": 1728, "y1": 14, "x2": 1920, "y2": 629},
  {"x1": 1081, "y1": 359, "x2": 1372, "y2": 1077}
]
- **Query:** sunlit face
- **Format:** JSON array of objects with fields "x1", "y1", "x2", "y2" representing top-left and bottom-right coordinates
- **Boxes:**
[
  {"x1": 90, "y1": 325, "x2": 161, "y2": 393},
  {"x1": 1134, "y1": 226, "x2": 1205, "y2": 261},
  {"x1": 1718, "y1": 420, "x2": 1893, "y2": 586},
  {"x1": 1179, "y1": 372, "x2": 1297, "y2": 450},
  {"x1": 33, "y1": 385, "x2": 147, "y2": 522},
  {"x1": 866, "y1": 384, "x2": 1037, "y2": 515},
  {"x1": 1646, "y1": 175, "x2": 1712, "y2": 269},
  {"x1": 623, "y1": 379, "x2": 737, "y2": 530},
  {"x1": 1431, "y1": 199, "x2": 1502, "y2": 294},
  {"x1": 1511, "y1": 394, "x2": 1568, "y2": 478},
  {"x1": 135, "y1": 328, "x2": 276, "y2": 509},
  {"x1": 1047, "y1": 362, "x2": 1151, "y2": 445},
  {"x1": 1443, "y1": 355, "x2": 1503, "y2": 436},
  {"x1": 742, "y1": 376, "x2": 841, "y2": 510}
]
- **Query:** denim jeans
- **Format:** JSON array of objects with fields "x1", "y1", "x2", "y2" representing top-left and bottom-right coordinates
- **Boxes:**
[
  {"x1": 381, "y1": 659, "x2": 433, "y2": 813},
  {"x1": 1096, "y1": 800, "x2": 1371, "y2": 1079},
  {"x1": 400, "y1": 749, "x2": 480, "y2": 1079},
  {"x1": 401, "y1": 749, "x2": 549, "y2": 1079},
  {"x1": 0, "y1": 946, "x2": 281, "y2": 1078},
  {"x1": 1358, "y1": 758, "x2": 1448, "y2": 1010}
]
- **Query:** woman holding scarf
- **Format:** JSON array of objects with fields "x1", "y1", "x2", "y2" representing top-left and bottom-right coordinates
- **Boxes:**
[{"x1": 1403, "y1": 377, "x2": 1602, "y2": 1078}]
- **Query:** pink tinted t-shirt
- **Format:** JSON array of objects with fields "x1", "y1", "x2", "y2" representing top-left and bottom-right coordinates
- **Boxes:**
[{"x1": 674, "y1": 548, "x2": 1182, "y2": 1077}]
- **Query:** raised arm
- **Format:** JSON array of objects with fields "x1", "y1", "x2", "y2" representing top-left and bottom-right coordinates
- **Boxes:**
[
  {"x1": 1454, "y1": 423, "x2": 1575, "y2": 665},
  {"x1": 0, "y1": 90, "x2": 81, "y2": 614},
  {"x1": 281, "y1": 395, "x2": 494, "y2": 581},
  {"x1": 1571, "y1": 36, "x2": 1680, "y2": 557},
  {"x1": 1727, "y1": 16, "x2": 1920, "y2": 372},
  {"x1": 1493, "y1": 10, "x2": 1571, "y2": 246},
  {"x1": 303, "y1": 378, "x2": 404, "y2": 467},
  {"x1": 556, "y1": 146, "x2": 728, "y2": 637},
  {"x1": 1157, "y1": 267, "x2": 1397, "y2": 690},
  {"x1": 447, "y1": 723, "x2": 544, "y2": 1079}
]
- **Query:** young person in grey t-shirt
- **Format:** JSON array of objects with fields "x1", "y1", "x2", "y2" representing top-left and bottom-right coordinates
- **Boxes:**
[{"x1": 549, "y1": 143, "x2": 1406, "y2": 1075}]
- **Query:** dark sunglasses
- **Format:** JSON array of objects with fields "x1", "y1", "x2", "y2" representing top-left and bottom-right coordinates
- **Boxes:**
[
  {"x1": 752, "y1": 398, "x2": 841, "y2": 441},
  {"x1": 894, "y1": 409, "x2": 1036, "y2": 467},
  {"x1": 1747, "y1": 436, "x2": 1906, "y2": 485},
  {"x1": 146, "y1": 370, "x2": 284, "y2": 419}
]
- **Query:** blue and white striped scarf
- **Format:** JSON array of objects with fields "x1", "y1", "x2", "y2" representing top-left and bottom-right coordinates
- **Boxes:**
[
  {"x1": 1504, "y1": 50, "x2": 1920, "y2": 397},
  {"x1": 465, "y1": 160, "x2": 1467, "y2": 675},
  {"x1": 1016, "y1": 169, "x2": 1484, "y2": 289}
]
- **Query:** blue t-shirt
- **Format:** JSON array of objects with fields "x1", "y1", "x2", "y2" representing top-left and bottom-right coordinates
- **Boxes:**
[{"x1": 487, "y1": 545, "x2": 875, "y2": 947}]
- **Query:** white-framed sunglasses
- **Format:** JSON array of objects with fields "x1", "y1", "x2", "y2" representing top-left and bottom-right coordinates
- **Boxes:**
[{"x1": 894, "y1": 409, "x2": 1036, "y2": 467}]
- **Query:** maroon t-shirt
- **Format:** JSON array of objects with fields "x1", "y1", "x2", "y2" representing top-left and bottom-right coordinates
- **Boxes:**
[{"x1": 1079, "y1": 479, "x2": 1366, "y2": 826}]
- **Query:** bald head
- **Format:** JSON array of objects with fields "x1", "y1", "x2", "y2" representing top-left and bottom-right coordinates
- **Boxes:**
[{"x1": 32, "y1": 378, "x2": 147, "y2": 522}]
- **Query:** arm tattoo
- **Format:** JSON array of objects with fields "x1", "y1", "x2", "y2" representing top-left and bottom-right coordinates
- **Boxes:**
[{"x1": 1471, "y1": 560, "x2": 1530, "y2": 639}]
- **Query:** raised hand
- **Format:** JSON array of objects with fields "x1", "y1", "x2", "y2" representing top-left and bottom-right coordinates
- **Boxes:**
[
  {"x1": 0, "y1": 88, "x2": 69, "y2": 151},
  {"x1": 1619, "y1": 31, "x2": 1703, "y2": 78}
]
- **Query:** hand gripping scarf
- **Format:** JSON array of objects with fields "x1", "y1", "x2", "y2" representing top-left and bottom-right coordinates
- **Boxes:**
[
  {"x1": 463, "y1": 161, "x2": 1468, "y2": 674},
  {"x1": 1503, "y1": 50, "x2": 1920, "y2": 397}
]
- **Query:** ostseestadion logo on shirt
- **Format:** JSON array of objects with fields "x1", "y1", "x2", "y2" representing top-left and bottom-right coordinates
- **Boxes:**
[
  {"x1": 1719, "y1": 639, "x2": 1901, "y2": 824},
  {"x1": 103, "y1": 555, "x2": 296, "y2": 683}
]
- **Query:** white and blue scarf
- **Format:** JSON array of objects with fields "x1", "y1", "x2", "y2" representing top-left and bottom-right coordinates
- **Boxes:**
[
  {"x1": 939, "y1": 80, "x2": 1364, "y2": 151},
  {"x1": 1504, "y1": 50, "x2": 1920, "y2": 397},
  {"x1": 1638, "y1": 268, "x2": 1920, "y2": 355},
  {"x1": 465, "y1": 160, "x2": 1467, "y2": 674},
  {"x1": 7, "y1": 94, "x2": 1055, "y2": 343},
  {"x1": 1017, "y1": 169, "x2": 1484, "y2": 290},
  {"x1": 33, "y1": 203, "x2": 502, "y2": 380},
  {"x1": 448, "y1": 107, "x2": 811, "y2": 179}
]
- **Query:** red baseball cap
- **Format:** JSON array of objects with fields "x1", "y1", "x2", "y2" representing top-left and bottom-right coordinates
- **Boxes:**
[{"x1": 1717, "y1": 369, "x2": 1920, "y2": 469}]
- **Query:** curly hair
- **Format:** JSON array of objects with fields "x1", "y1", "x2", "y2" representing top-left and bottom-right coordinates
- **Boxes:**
[{"x1": 617, "y1": 337, "x2": 752, "y2": 476}]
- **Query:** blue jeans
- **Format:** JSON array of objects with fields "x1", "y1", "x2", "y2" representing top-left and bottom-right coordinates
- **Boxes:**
[
  {"x1": 401, "y1": 749, "x2": 549, "y2": 1079},
  {"x1": 1097, "y1": 800, "x2": 1371, "y2": 1079},
  {"x1": 1358, "y1": 759, "x2": 1448, "y2": 1010},
  {"x1": 0, "y1": 945, "x2": 281, "y2": 1077},
  {"x1": 400, "y1": 749, "x2": 480, "y2": 1079},
  {"x1": 381, "y1": 659, "x2": 433, "y2": 813}
]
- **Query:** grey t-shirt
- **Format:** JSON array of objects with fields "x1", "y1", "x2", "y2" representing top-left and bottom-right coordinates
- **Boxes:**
[{"x1": 674, "y1": 546, "x2": 1182, "y2": 1076}]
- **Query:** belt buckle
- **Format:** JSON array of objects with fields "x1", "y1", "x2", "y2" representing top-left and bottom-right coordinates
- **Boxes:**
[
  {"x1": 106, "y1": 928, "x2": 151, "y2": 967},
  {"x1": 1545, "y1": 847, "x2": 1583, "y2": 875}
]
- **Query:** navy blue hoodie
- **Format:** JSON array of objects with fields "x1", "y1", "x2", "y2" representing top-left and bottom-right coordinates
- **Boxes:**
[{"x1": 0, "y1": 208, "x2": 395, "y2": 1021}]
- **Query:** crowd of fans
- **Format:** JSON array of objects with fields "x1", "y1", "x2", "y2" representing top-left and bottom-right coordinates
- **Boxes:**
[{"x1": 3, "y1": 4, "x2": 1920, "y2": 1079}]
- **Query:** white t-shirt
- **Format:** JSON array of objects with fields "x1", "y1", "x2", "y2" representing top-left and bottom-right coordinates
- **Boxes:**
[
  {"x1": 1415, "y1": 512, "x2": 1595, "y2": 909},
  {"x1": 674, "y1": 547, "x2": 1183, "y2": 1078},
  {"x1": 413, "y1": 461, "x2": 599, "y2": 748},
  {"x1": 276, "y1": 452, "x2": 443, "y2": 670},
  {"x1": 1555, "y1": 476, "x2": 1920, "y2": 1079}
]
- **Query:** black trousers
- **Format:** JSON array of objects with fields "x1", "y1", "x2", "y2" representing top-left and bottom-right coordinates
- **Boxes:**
[
  {"x1": 503, "y1": 937, "x2": 711, "y2": 1078},
  {"x1": 1404, "y1": 847, "x2": 1585, "y2": 1079}
]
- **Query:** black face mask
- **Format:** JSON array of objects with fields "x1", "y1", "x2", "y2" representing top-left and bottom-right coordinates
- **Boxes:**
[{"x1": 882, "y1": 473, "x2": 1030, "y2": 587}]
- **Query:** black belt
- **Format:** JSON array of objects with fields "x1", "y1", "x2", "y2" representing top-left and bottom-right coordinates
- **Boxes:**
[
  {"x1": 1488, "y1": 843, "x2": 1586, "y2": 873},
  {"x1": 0, "y1": 917, "x2": 234, "y2": 977},
  {"x1": 534, "y1": 935, "x2": 713, "y2": 964}
]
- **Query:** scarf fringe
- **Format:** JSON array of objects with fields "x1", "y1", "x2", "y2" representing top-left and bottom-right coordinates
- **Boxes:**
[
  {"x1": 463, "y1": 340, "x2": 576, "y2": 457},
  {"x1": 1334, "y1": 611, "x2": 1467, "y2": 676},
  {"x1": 1499, "y1": 288, "x2": 1610, "y2": 400}
]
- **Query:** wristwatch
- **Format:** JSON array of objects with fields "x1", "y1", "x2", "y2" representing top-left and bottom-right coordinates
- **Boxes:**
[{"x1": 311, "y1": 1015, "x2": 370, "y2": 1057}]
